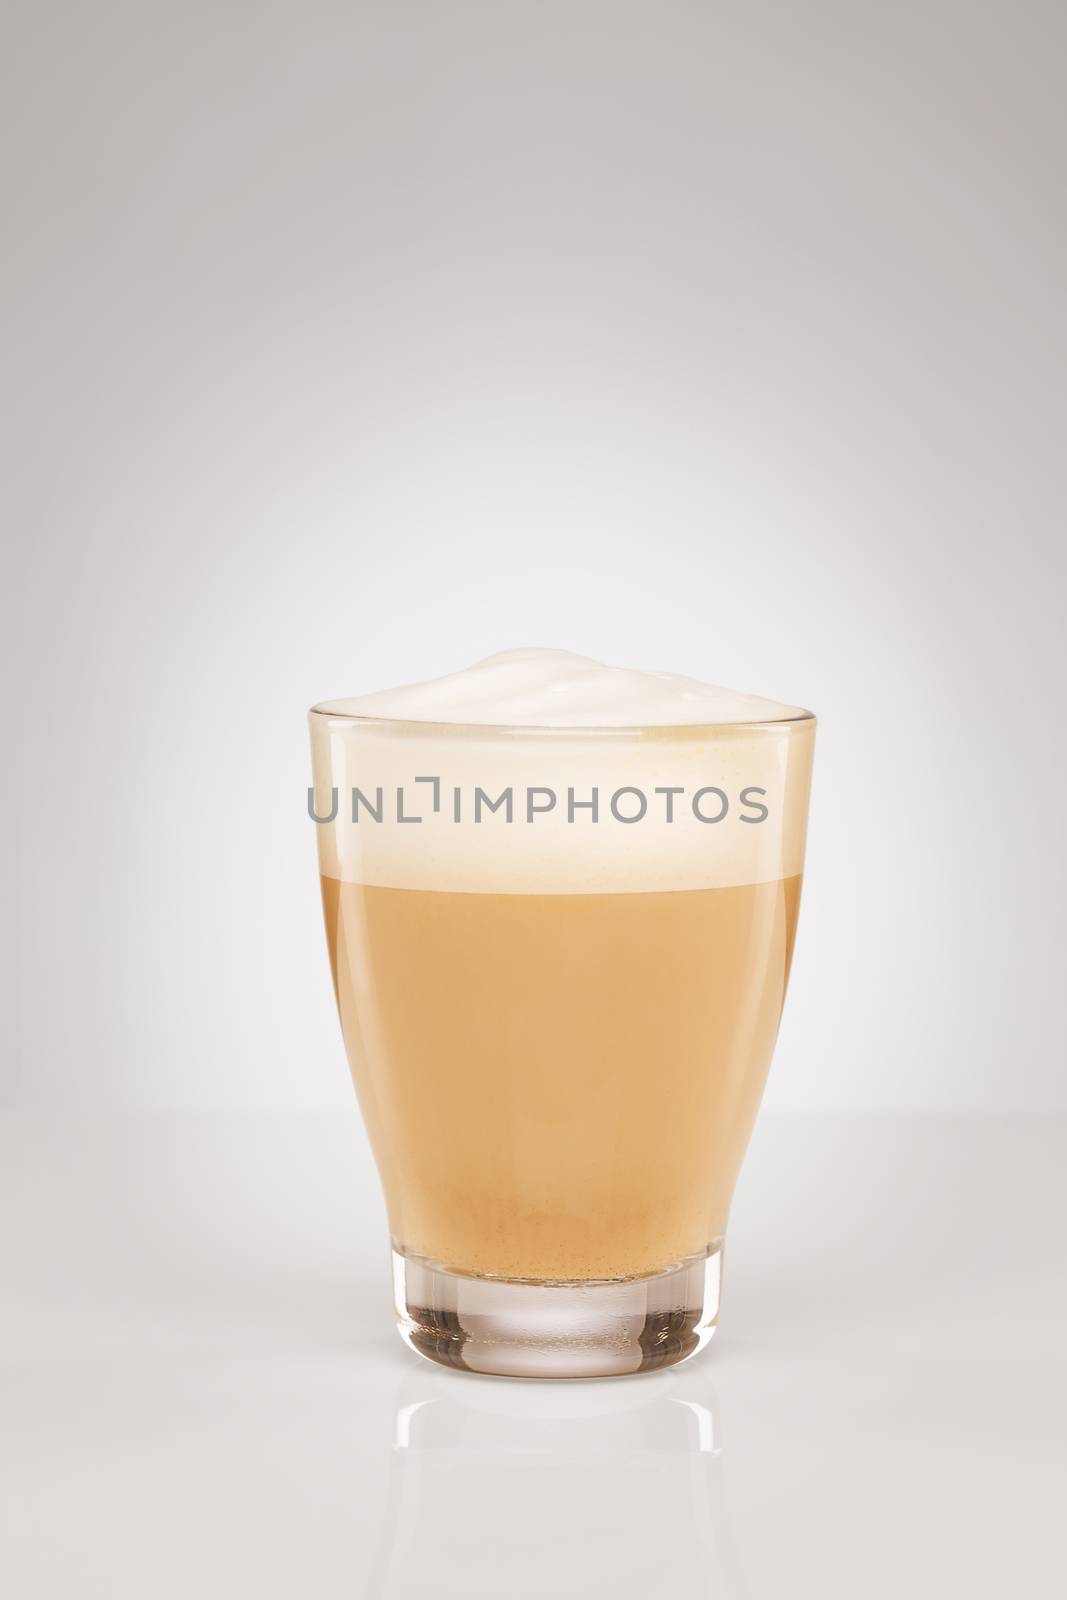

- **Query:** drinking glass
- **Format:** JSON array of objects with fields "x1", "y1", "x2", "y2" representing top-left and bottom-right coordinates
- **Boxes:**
[{"x1": 309, "y1": 702, "x2": 815, "y2": 1376}]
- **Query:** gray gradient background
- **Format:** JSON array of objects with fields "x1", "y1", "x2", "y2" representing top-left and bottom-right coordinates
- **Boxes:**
[{"x1": 3, "y1": 1, "x2": 1064, "y2": 1111}]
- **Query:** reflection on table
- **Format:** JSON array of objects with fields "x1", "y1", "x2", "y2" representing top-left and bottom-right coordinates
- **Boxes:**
[{"x1": 363, "y1": 1368, "x2": 751, "y2": 1598}]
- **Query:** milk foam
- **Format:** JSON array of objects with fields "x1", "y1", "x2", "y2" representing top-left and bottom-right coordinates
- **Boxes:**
[
  {"x1": 315, "y1": 649, "x2": 805, "y2": 728},
  {"x1": 310, "y1": 653, "x2": 814, "y2": 893}
]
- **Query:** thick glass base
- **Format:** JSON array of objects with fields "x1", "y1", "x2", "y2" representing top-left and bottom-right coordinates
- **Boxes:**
[{"x1": 392, "y1": 1245, "x2": 722, "y2": 1379}]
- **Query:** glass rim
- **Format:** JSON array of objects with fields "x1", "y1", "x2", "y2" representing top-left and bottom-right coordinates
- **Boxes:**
[{"x1": 308, "y1": 703, "x2": 816, "y2": 738}]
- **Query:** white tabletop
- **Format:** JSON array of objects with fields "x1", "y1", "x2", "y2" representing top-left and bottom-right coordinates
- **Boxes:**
[{"x1": 2, "y1": 1111, "x2": 1064, "y2": 1598}]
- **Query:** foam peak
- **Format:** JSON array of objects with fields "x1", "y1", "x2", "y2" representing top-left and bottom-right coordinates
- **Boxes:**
[{"x1": 317, "y1": 649, "x2": 804, "y2": 728}]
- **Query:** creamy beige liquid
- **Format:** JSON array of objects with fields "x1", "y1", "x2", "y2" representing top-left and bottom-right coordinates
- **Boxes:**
[{"x1": 322, "y1": 874, "x2": 802, "y2": 1282}]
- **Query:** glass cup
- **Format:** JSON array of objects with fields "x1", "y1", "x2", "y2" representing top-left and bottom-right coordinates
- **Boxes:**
[{"x1": 309, "y1": 702, "x2": 815, "y2": 1377}]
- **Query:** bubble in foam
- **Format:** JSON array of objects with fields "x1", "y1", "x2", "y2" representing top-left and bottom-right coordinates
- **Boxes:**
[{"x1": 317, "y1": 649, "x2": 805, "y2": 729}]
